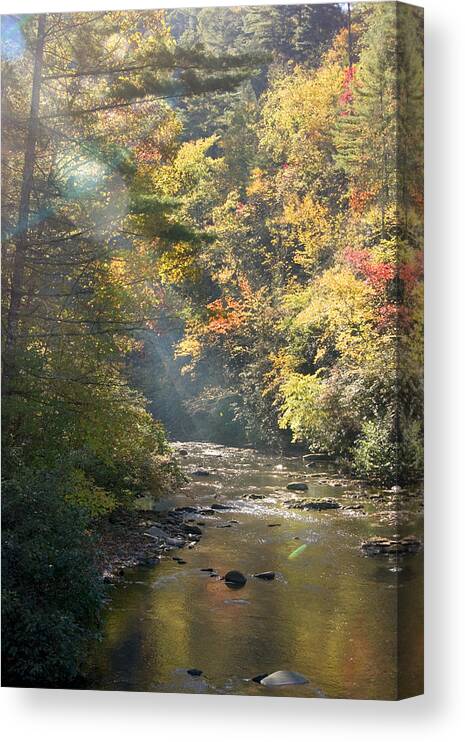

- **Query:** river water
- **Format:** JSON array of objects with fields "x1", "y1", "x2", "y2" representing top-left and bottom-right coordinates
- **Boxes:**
[{"x1": 87, "y1": 442, "x2": 423, "y2": 700}]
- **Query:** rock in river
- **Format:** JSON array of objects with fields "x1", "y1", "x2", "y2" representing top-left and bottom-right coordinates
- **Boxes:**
[
  {"x1": 288, "y1": 498, "x2": 340, "y2": 511},
  {"x1": 193, "y1": 468, "x2": 210, "y2": 476},
  {"x1": 174, "y1": 506, "x2": 198, "y2": 514},
  {"x1": 361, "y1": 535, "x2": 422, "y2": 556},
  {"x1": 187, "y1": 668, "x2": 203, "y2": 676},
  {"x1": 253, "y1": 571, "x2": 275, "y2": 581},
  {"x1": 179, "y1": 523, "x2": 203, "y2": 536},
  {"x1": 145, "y1": 526, "x2": 186, "y2": 547},
  {"x1": 223, "y1": 570, "x2": 247, "y2": 587},
  {"x1": 260, "y1": 670, "x2": 309, "y2": 687},
  {"x1": 286, "y1": 482, "x2": 309, "y2": 492}
]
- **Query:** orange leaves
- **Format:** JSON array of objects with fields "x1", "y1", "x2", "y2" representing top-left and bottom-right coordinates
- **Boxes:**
[
  {"x1": 348, "y1": 188, "x2": 376, "y2": 213},
  {"x1": 205, "y1": 297, "x2": 246, "y2": 336}
]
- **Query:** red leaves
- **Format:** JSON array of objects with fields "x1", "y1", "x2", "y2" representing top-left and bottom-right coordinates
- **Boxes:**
[
  {"x1": 344, "y1": 247, "x2": 423, "y2": 330},
  {"x1": 339, "y1": 65, "x2": 356, "y2": 116},
  {"x1": 399, "y1": 252, "x2": 423, "y2": 291},
  {"x1": 344, "y1": 248, "x2": 395, "y2": 290}
]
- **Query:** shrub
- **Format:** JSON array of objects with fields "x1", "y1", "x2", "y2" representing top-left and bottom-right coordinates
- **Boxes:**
[
  {"x1": 1, "y1": 470, "x2": 103, "y2": 687},
  {"x1": 352, "y1": 416, "x2": 423, "y2": 484}
]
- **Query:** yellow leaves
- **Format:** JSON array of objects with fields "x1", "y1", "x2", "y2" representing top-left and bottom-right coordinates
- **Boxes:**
[
  {"x1": 176, "y1": 334, "x2": 202, "y2": 360},
  {"x1": 157, "y1": 136, "x2": 225, "y2": 197},
  {"x1": 246, "y1": 168, "x2": 273, "y2": 200},
  {"x1": 293, "y1": 266, "x2": 379, "y2": 364},
  {"x1": 278, "y1": 372, "x2": 330, "y2": 443},
  {"x1": 283, "y1": 194, "x2": 335, "y2": 271},
  {"x1": 107, "y1": 257, "x2": 127, "y2": 286},
  {"x1": 175, "y1": 333, "x2": 203, "y2": 375},
  {"x1": 157, "y1": 242, "x2": 201, "y2": 284},
  {"x1": 260, "y1": 62, "x2": 342, "y2": 170}
]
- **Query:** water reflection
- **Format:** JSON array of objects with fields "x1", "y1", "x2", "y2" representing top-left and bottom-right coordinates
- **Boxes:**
[{"x1": 87, "y1": 442, "x2": 423, "y2": 699}]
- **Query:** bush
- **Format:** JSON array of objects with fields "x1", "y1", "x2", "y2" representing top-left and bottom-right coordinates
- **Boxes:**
[
  {"x1": 352, "y1": 416, "x2": 423, "y2": 484},
  {"x1": 1, "y1": 470, "x2": 103, "y2": 687},
  {"x1": 352, "y1": 418, "x2": 398, "y2": 483}
]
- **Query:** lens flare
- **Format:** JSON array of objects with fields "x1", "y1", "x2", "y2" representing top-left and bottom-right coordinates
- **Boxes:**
[{"x1": 1, "y1": 16, "x2": 26, "y2": 61}]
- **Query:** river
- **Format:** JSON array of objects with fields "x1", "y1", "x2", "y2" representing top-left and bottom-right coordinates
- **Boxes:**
[{"x1": 87, "y1": 441, "x2": 423, "y2": 700}]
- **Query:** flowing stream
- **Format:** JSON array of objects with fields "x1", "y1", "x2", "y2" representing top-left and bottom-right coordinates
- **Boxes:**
[{"x1": 87, "y1": 442, "x2": 423, "y2": 699}]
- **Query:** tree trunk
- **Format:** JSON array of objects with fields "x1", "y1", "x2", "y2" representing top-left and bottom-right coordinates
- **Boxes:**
[
  {"x1": 3, "y1": 14, "x2": 46, "y2": 388},
  {"x1": 347, "y1": 3, "x2": 353, "y2": 69}
]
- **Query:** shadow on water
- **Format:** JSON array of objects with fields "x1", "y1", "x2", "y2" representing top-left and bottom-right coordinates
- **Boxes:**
[{"x1": 86, "y1": 442, "x2": 423, "y2": 699}]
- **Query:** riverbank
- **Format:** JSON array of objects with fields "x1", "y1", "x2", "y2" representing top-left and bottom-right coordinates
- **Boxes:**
[{"x1": 95, "y1": 505, "x2": 206, "y2": 582}]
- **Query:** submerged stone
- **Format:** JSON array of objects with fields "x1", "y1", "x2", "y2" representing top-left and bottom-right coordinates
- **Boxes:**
[{"x1": 253, "y1": 571, "x2": 275, "y2": 581}]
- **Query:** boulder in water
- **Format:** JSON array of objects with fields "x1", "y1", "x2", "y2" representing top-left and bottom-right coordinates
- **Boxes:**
[
  {"x1": 361, "y1": 535, "x2": 422, "y2": 556},
  {"x1": 286, "y1": 482, "x2": 309, "y2": 492},
  {"x1": 288, "y1": 498, "x2": 340, "y2": 511},
  {"x1": 166, "y1": 537, "x2": 186, "y2": 547},
  {"x1": 174, "y1": 506, "x2": 198, "y2": 514},
  {"x1": 253, "y1": 571, "x2": 275, "y2": 581},
  {"x1": 193, "y1": 468, "x2": 210, "y2": 476},
  {"x1": 179, "y1": 523, "x2": 202, "y2": 536},
  {"x1": 145, "y1": 526, "x2": 185, "y2": 547},
  {"x1": 223, "y1": 570, "x2": 247, "y2": 587},
  {"x1": 145, "y1": 525, "x2": 170, "y2": 540},
  {"x1": 260, "y1": 670, "x2": 309, "y2": 687},
  {"x1": 178, "y1": 449, "x2": 189, "y2": 456},
  {"x1": 187, "y1": 668, "x2": 203, "y2": 676}
]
